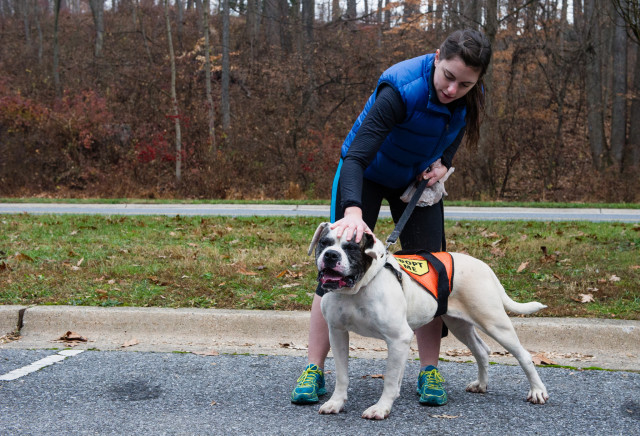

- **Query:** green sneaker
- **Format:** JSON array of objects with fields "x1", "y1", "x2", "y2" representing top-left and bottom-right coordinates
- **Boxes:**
[
  {"x1": 417, "y1": 365, "x2": 448, "y2": 406},
  {"x1": 290, "y1": 363, "x2": 327, "y2": 404}
]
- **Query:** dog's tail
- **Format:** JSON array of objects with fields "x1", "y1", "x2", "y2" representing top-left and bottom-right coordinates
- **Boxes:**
[{"x1": 495, "y1": 273, "x2": 547, "y2": 315}]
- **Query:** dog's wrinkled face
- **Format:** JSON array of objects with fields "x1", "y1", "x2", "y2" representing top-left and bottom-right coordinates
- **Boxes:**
[{"x1": 309, "y1": 223, "x2": 375, "y2": 292}]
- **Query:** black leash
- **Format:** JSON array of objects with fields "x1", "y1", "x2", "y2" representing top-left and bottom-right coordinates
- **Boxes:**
[{"x1": 385, "y1": 177, "x2": 430, "y2": 249}]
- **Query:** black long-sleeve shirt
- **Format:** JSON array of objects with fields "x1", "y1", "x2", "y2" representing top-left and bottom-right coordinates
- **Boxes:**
[{"x1": 340, "y1": 84, "x2": 465, "y2": 210}]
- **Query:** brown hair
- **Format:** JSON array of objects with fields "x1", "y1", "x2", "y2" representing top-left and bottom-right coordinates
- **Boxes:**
[{"x1": 439, "y1": 29, "x2": 492, "y2": 147}]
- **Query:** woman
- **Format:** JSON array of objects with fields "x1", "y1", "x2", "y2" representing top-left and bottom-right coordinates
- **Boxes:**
[{"x1": 291, "y1": 29, "x2": 492, "y2": 407}]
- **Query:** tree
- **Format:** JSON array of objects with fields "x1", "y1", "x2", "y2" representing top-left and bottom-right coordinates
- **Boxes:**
[
  {"x1": 610, "y1": 5, "x2": 628, "y2": 167},
  {"x1": 221, "y1": 0, "x2": 230, "y2": 130},
  {"x1": 203, "y1": 0, "x2": 216, "y2": 150},
  {"x1": 628, "y1": 43, "x2": 640, "y2": 168},
  {"x1": 89, "y1": 0, "x2": 105, "y2": 58},
  {"x1": 612, "y1": 0, "x2": 640, "y2": 42},
  {"x1": 53, "y1": 0, "x2": 62, "y2": 97},
  {"x1": 164, "y1": 0, "x2": 182, "y2": 185},
  {"x1": 583, "y1": 0, "x2": 607, "y2": 170}
]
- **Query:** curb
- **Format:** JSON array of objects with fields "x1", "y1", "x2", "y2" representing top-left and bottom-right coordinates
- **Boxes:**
[{"x1": 1, "y1": 305, "x2": 638, "y2": 371}]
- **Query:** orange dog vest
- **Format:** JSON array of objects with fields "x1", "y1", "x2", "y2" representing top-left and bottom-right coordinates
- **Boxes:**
[{"x1": 392, "y1": 251, "x2": 454, "y2": 317}]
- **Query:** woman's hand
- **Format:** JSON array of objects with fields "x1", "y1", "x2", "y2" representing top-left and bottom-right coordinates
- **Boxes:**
[
  {"x1": 420, "y1": 159, "x2": 448, "y2": 187},
  {"x1": 330, "y1": 206, "x2": 372, "y2": 243}
]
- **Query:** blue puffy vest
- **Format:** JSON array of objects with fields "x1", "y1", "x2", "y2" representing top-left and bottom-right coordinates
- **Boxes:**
[{"x1": 340, "y1": 53, "x2": 467, "y2": 189}]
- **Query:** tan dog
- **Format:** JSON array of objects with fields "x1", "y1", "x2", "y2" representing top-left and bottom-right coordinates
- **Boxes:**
[{"x1": 309, "y1": 222, "x2": 549, "y2": 420}]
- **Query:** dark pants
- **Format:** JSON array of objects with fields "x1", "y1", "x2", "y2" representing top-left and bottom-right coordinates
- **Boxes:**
[{"x1": 317, "y1": 177, "x2": 445, "y2": 297}]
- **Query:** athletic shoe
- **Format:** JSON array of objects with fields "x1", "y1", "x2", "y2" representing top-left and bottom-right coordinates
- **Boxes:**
[
  {"x1": 417, "y1": 365, "x2": 448, "y2": 406},
  {"x1": 290, "y1": 363, "x2": 327, "y2": 404}
]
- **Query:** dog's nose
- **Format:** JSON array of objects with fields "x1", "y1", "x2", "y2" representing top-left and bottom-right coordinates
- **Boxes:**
[{"x1": 323, "y1": 250, "x2": 341, "y2": 265}]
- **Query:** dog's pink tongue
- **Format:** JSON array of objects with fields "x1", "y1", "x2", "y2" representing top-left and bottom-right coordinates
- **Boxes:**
[{"x1": 323, "y1": 270, "x2": 342, "y2": 280}]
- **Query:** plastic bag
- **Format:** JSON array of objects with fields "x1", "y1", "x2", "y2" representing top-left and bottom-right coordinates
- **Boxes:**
[{"x1": 400, "y1": 167, "x2": 455, "y2": 207}]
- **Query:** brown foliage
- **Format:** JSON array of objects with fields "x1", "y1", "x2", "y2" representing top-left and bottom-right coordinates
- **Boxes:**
[{"x1": 0, "y1": 5, "x2": 638, "y2": 202}]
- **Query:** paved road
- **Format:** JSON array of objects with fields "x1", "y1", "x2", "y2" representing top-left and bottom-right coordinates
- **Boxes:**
[
  {"x1": 1, "y1": 203, "x2": 639, "y2": 222},
  {"x1": 1, "y1": 349, "x2": 639, "y2": 435}
]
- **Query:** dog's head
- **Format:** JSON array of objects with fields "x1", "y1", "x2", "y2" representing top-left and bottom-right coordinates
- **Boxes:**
[{"x1": 308, "y1": 222, "x2": 387, "y2": 294}]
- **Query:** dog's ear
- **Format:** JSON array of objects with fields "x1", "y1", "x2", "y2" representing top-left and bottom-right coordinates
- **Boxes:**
[
  {"x1": 361, "y1": 232, "x2": 374, "y2": 251},
  {"x1": 308, "y1": 222, "x2": 330, "y2": 256},
  {"x1": 364, "y1": 235, "x2": 386, "y2": 260}
]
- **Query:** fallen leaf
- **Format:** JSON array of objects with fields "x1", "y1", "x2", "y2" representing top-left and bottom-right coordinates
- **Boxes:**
[
  {"x1": 58, "y1": 331, "x2": 88, "y2": 343},
  {"x1": 516, "y1": 261, "x2": 529, "y2": 273},
  {"x1": 531, "y1": 352, "x2": 557, "y2": 365},
  {"x1": 122, "y1": 338, "x2": 139, "y2": 348},
  {"x1": 279, "y1": 342, "x2": 307, "y2": 350},
  {"x1": 76, "y1": 258, "x2": 84, "y2": 267},
  {"x1": 237, "y1": 266, "x2": 257, "y2": 276},
  {"x1": 13, "y1": 252, "x2": 34, "y2": 262},
  {"x1": 576, "y1": 293, "x2": 594, "y2": 303},
  {"x1": 609, "y1": 275, "x2": 621, "y2": 282},
  {"x1": 210, "y1": 400, "x2": 217, "y2": 406},
  {"x1": 430, "y1": 414, "x2": 460, "y2": 419},
  {"x1": 96, "y1": 289, "x2": 109, "y2": 300},
  {"x1": 445, "y1": 349, "x2": 472, "y2": 357}
]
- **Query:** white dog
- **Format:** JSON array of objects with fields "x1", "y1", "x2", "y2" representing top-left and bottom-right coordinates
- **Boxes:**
[{"x1": 309, "y1": 222, "x2": 549, "y2": 420}]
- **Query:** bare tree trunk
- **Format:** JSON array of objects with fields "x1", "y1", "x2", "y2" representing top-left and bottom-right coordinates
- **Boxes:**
[
  {"x1": 203, "y1": 0, "x2": 216, "y2": 150},
  {"x1": 221, "y1": 0, "x2": 231, "y2": 130},
  {"x1": 53, "y1": 0, "x2": 62, "y2": 98},
  {"x1": 33, "y1": 0, "x2": 43, "y2": 64},
  {"x1": 89, "y1": 0, "x2": 105, "y2": 58},
  {"x1": 176, "y1": 0, "x2": 184, "y2": 51},
  {"x1": 135, "y1": 0, "x2": 153, "y2": 64},
  {"x1": 610, "y1": 7, "x2": 628, "y2": 167},
  {"x1": 583, "y1": 0, "x2": 607, "y2": 170},
  {"x1": 463, "y1": 0, "x2": 481, "y2": 29},
  {"x1": 264, "y1": 0, "x2": 279, "y2": 47},
  {"x1": 332, "y1": 0, "x2": 340, "y2": 21},
  {"x1": 477, "y1": 0, "x2": 498, "y2": 196},
  {"x1": 628, "y1": 43, "x2": 640, "y2": 169},
  {"x1": 164, "y1": 0, "x2": 182, "y2": 185}
]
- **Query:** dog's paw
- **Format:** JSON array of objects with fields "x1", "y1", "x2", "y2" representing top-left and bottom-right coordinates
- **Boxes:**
[
  {"x1": 319, "y1": 399, "x2": 345, "y2": 415},
  {"x1": 361, "y1": 403, "x2": 391, "y2": 420},
  {"x1": 527, "y1": 388, "x2": 549, "y2": 404},
  {"x1": 465, "y1": 380, "x2": 488, "y2": 393}
]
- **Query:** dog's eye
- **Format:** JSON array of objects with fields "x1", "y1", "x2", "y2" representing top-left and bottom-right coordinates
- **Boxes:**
[
  {"x1": 318, "y1": 237, "x2": 333, "y2": 247},
  {"x1": 343, "y1": 242, "x2": 360, "y2": 252}
]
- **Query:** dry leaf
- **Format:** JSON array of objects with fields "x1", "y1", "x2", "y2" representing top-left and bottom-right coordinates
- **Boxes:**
[
  {"x1": 609, "y1": 275, "x2": 621, "y2": 282},
  {"x1": 58, "y1": 331, "x2": 88, "y2": 342},
  {"x1": 531, "y1": 352, "x2": 557, "y2": 365},
  {"x1": 76, "y1": 258, "x2": 84, "y2": 267},
  {"x1": 430, "y1": 414, "x2": 460, "y2": 419},
  {"x1": 13, "y1": 252, "x2": 34, "y2": 262},
  {"x1": 279, "y1": 342, "x2": 307, "y2": 350},
  {"x1": 122, "y1": 338, "x2": 139, "y2": 348},
  {"x1": 210, "y1": 400, "x2": 217, "y2": 406},
  {"x1": 577, "y1": 293, "x2": 594, "y2": 303},
  {"x1": 445, "y1": 349, "x2": 472, "y2": 357},
  {"x1": 237, "y1": 266, "x2": 257, "y2": 276},
  {"x1": 517, "y1": 261, "x2": 529, "y2": 273}
]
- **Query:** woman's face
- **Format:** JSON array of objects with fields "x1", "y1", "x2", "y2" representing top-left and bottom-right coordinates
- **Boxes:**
[{"x1": 433, "y1": 50, "x2": 481, "y2": 104}]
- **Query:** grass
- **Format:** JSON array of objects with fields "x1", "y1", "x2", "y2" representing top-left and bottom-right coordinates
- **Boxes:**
[{"x1": 0, "y1": 214, "x2": 639, "y2": 319}]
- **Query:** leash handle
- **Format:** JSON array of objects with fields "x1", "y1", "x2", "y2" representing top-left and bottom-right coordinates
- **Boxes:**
[{"x1": 385, "y1": 177, "x2": 430, "y2": 249}]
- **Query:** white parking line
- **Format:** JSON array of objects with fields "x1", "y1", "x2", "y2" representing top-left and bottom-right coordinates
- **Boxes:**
[{"x1": 0, "y1": 349, "x2": 84, "y2": 381}]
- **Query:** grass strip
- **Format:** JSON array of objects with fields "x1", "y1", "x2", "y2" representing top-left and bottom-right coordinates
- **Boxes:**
[{"x1": 1, "y1": 214, "x2": 638, "y2": 319}]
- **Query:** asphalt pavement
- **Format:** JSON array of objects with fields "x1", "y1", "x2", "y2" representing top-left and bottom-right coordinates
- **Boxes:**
[
  {"x1": 1, "y1": 203, "x2": 639, "y2": 434},
  {"x1": 1, "y1": 202, "x2": 640, "y2": 222}
]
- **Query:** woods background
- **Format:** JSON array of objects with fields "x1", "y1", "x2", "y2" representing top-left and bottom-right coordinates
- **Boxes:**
[{"x1": 0, "y1": 0, "x2": 639, "y2": 202}]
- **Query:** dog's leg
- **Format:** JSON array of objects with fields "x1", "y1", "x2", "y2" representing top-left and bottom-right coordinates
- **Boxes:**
[
  {"x1": 319, "y1": 328, "x2": 350, "y2": 415},
  {"x1": 475, "y1": 314, "x2": 549, "y2": 404},
  {"x1": 361, "y1": 326, "x2": 413, "y2": 420},
  {"x1": 442, "y1": 315, "x2": 492, "y2": 393}
]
